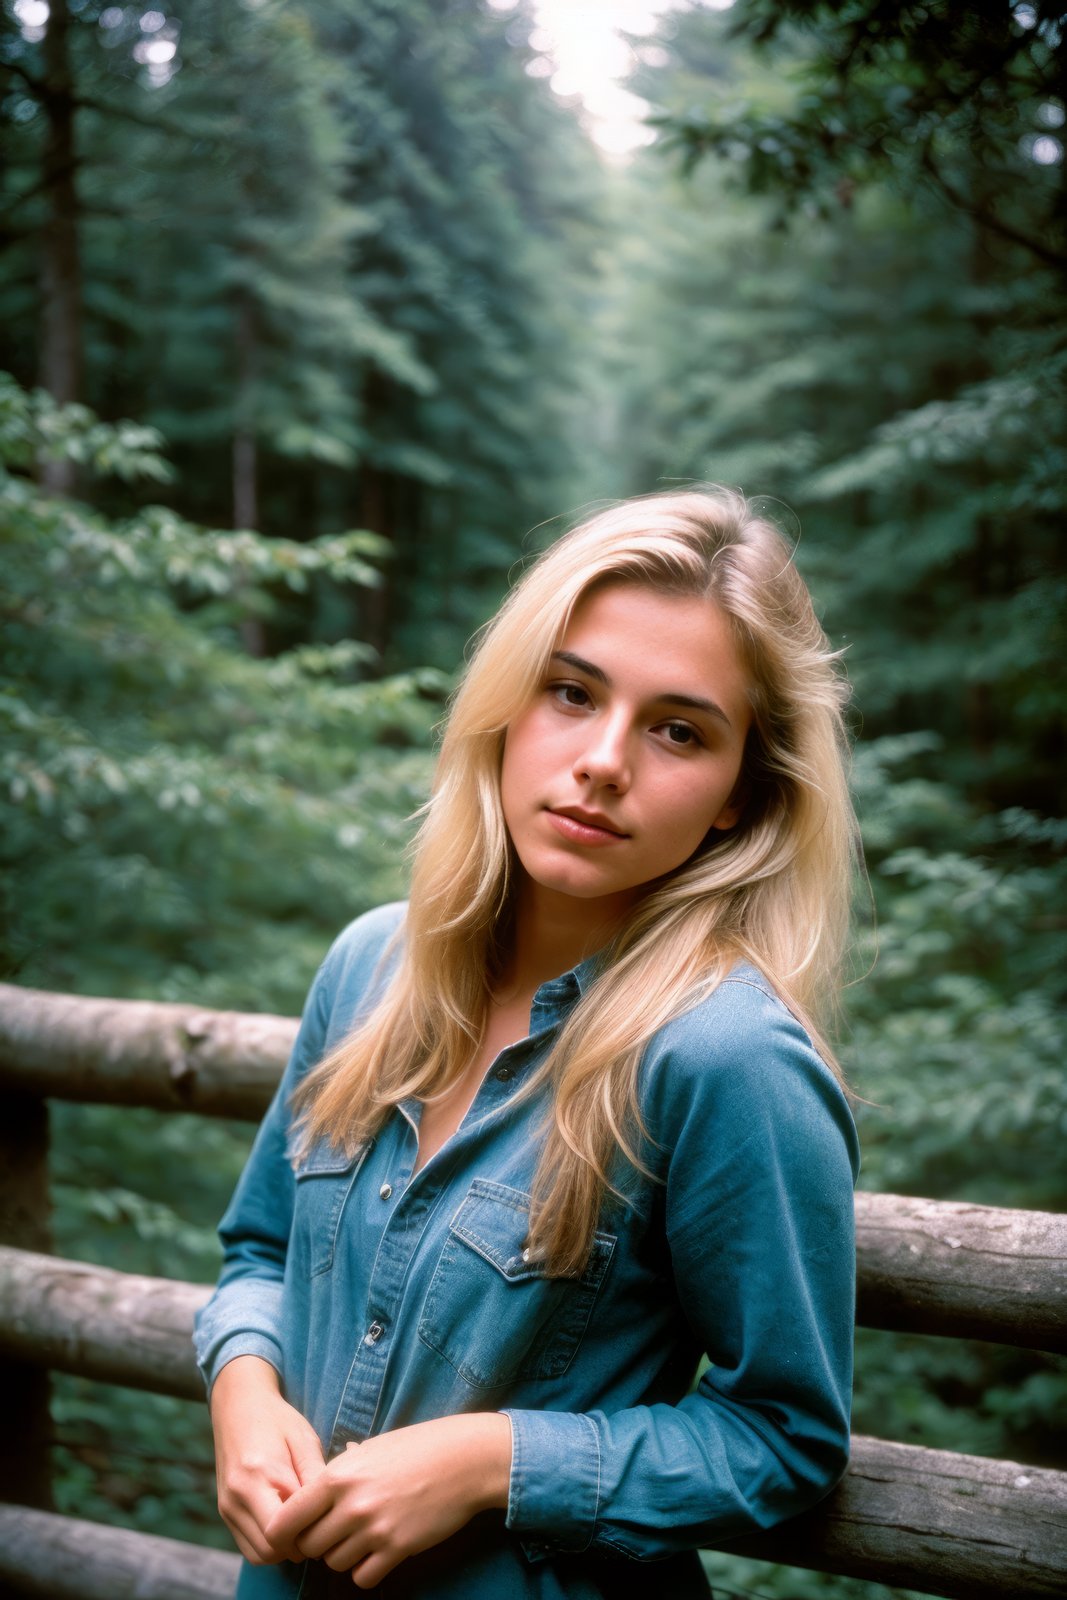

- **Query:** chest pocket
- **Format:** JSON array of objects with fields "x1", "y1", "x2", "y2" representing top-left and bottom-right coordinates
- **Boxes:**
[
  {"x1": 292, "y1": 1141, "x2": 369, "y2": 1277},
  {"x1": 418, "y1": 1177, "x2": 615, "y2": 1391}
]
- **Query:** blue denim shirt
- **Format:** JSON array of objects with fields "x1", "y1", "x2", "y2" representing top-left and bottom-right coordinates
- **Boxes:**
[{"x1": 194, "y1": 903, "x2": 859, "y2": 1600}]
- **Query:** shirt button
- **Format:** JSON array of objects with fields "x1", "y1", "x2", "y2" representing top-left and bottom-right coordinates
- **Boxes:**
[
  {"x1": 379, "y1": 1182, "x2": 392, "y2": 1199},
  {"x1": 494, "y1": 1065, "x2": 514, "y2": 1081},
  {"x1": 364, "y1": 1321, "x2": 385, "y2": 1345}
]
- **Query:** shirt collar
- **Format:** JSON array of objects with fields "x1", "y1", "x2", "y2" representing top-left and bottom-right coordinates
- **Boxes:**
[{"x1": 528, "y1": 945, "x2": 608, "y2": 1032}]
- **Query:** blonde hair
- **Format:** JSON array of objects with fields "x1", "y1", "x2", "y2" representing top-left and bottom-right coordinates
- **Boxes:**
[{"x1": 294, "y1": 488, "x2": 857, "y2": 1274}]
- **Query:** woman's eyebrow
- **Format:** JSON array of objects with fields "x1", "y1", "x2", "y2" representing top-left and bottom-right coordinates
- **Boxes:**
[
  {"x1": 553, "y1": 649, "x2": 609, "y2": 684},
  {"x1": 550, "y1": 650, "x2": 731, "y2": 727}
]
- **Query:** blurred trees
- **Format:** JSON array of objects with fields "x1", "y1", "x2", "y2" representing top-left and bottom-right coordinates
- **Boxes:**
[
  {"x1": 664, "y1": 0, "x2": 1066, "y2": 273},
  {"x1": 1, "y1": 0, "x2": 602, "y2": 665},
  {"x1": 0, "y1": 373, "x2": 439, "y2": 1004}
]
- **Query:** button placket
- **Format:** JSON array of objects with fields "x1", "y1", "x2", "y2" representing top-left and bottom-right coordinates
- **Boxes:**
[{"x1": 328, "y1": 1158, "x2": 451, "y2": 1452}]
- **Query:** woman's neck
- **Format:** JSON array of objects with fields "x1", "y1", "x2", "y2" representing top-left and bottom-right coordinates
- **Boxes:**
[{"x1": 500, "y1": 877, "x2": 634, "y2": 998}]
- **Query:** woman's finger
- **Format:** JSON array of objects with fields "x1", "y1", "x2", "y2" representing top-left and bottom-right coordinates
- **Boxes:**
[
  {"x1": 222, "y1": 1480, "x2": 296, "y2": 1564},
  {"x1": 319, "y1": 1531, "x2": 373, "y2": 1573},
  {"x1": 224, "y1": 1511, "x2": 282, "y2": 1567},
  {"x1": 248, "y1": 1479, "x2": 294, "y2": 1530},
  {"x1": 265, "y1": 1472, "x2": 335, "y2": 1551},
  {"x1": 293, "y1": 1508, "x2": 360, "y2": 1562},
  {"x1": 351, "y1": 1546, "x2": 402, "y2": 1591},
  {"x1": 287, "y1": 1423, "x2": 326, "y2": 1487}
]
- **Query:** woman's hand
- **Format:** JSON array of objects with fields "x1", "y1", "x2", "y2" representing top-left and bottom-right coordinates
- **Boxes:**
[
  {"x1": 210, "y1": 1354, "x2": 326, "y2": 1565},
  {"x1": 264, "y1": 1412, "x2": 513, "y2": 1590}
]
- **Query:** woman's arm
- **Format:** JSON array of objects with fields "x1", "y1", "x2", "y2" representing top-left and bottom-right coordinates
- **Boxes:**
[
  {"x1": 193, "y1": 973, "x2": 330, "y2": 1391},
  {"x1": 194, "y1": 954, "x2": 339, "y2": 1562},
  {"x1": 501, "y1": 981, "x2": 859, "y2": 1561},
  {"x1": 194, "y1": 906, "x2": 409, "y2": 1560},
  {"x1": 193, "y1": 904, "x2": 406, "y2": 1392}
]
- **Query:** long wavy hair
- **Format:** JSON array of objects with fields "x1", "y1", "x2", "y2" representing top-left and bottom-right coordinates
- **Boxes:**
[{"x1": 293, "y1": 488, "x2": 857, "y2": 1274}]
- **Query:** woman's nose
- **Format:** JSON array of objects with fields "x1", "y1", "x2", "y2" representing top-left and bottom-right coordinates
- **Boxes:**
[{"x1": 573, "y1": 716, "x2": 631, "y2": 792}]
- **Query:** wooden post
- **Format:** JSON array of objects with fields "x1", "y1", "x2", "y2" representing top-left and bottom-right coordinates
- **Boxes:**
[{"x1": 0, "y1": 1091, "x2": 53, "y2": 1510}]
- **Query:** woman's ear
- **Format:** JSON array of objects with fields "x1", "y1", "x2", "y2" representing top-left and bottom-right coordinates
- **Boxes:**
[
  {"x1": 711, "y1": 773, "x2": 749, "y2": 833},
  {"x1": 711, "y1": 798, "x2": 743, "y2": 832}
]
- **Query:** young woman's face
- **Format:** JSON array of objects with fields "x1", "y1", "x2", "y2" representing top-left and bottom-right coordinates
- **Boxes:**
[{"x1": 500, "y1": 582, "x2": 752, "y2": 916}]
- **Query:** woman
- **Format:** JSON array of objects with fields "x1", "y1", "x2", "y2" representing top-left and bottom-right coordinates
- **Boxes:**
[{"x1": 195, "y1": 488, "x2": 860, "y2": 1599}]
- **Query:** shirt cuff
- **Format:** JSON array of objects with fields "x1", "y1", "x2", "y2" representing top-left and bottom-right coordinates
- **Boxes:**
[
  {"x1": 193, "y1": 1279, "x2": 285, "y2": 1393},
  {"x1": 501, "y1": 1409, "x2": 601, "y2": 1561},
  {"x1": 198, "y1": 1333, "x2": 284, "y2": 1396}
]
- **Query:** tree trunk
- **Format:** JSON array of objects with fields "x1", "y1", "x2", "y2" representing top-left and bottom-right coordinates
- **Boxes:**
[
  {"x1": 233, "y1": 288, "x2": 267, "y2": 656},
  {"x1": 37, "y1": 0, "x2": 82, "y2": 496},
  {"x1": 357, "y1": 370, "x2": 394, "y2": 665},
  {"x1": 232, "y1": 294, "x2": 259, "y2": 534}
]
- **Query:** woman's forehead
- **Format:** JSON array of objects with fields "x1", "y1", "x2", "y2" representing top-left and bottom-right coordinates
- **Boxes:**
[{"x1": 555, "y1": 583, "x2": 752, "y2": 730}]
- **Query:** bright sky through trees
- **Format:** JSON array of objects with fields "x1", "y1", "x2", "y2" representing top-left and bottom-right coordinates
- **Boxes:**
[{"x1": 485, "y1": 0, "x2": 735, "y2": 155}]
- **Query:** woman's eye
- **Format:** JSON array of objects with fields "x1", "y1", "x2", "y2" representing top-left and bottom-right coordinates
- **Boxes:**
[
  {"x1": 661, "y1": 721, "x2": 700, "y2": 747},
  {"x1": 551, "y1": 682, "x2": 591, "y2": 709}
]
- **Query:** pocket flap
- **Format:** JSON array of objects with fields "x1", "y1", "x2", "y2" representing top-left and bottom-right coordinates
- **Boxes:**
[
  {"x1": 293, "y1": 1139, "x2": 367, "y2": 1179},
  {"x1": 449, "y1": 1178, "x2": 614, "y2": 1286}
]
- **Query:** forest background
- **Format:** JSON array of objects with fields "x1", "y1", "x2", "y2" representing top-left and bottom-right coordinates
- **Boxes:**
[{"x1": 1, "y1": 0, "x2": 1065, "y2": 1596}]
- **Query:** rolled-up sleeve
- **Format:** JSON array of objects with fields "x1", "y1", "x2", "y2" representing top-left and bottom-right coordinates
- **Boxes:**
[
  {"x1": 504, "y1": 975, "x2": 859, "y2": 1561},
  {"x1": 194, "y1": 902, "x2": 407, "y2": 1394},
  {"x1": 192, "y1": 943, "x2": 341, "y2": 1394}
]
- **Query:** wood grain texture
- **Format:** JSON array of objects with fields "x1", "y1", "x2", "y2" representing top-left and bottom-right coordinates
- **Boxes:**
[
  {"x1": 0, "y1": 1504, "x2": 239, "y2": 1600},
  {"x1": 0, "y1": 982, "x2": 295, "y2": 1120},
  {"x1": 717, "y1": 1434, "x2": 1067, "y2": 1600},
  {"x1": 0, "y1": 1247, "x2": 208, "y2": 1398},
  {"x1": 855, "y1": 1189, "x2": 1067, "y2": 1353}
]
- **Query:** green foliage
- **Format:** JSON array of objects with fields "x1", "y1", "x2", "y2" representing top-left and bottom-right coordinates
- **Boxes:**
[
  {"x1": 0, "y1": 0, "x2": 605, "y2": 667},
  {"x1": 0, "y1": 377, "x2": 439, "y2": 1003},
  {"x1": 0, "y1": 379, "x2": 175, "y2": 483},
  {"x1": 847, "y1": 739, "x2": 1067, "y2": 1211},
  {"x1": 52, "y1": 1378, "x2": 227, "y2": 1549},
  {"x1": 657, "y1": 0, "x2": 1066, "y2": 272},
  {"x1": 701, "y1": 1550, "x2": 927, "y2": 1600}
]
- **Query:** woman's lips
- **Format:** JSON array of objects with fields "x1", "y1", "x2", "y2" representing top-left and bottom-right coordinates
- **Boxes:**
[{"x1": 545, "y1": 809, "x2": 628, "y2": 846}]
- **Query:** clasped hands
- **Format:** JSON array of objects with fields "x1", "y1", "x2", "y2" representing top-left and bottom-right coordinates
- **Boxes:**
[{"x1": 211, "y1": 1357, "x2": 512, "y2": 1591}]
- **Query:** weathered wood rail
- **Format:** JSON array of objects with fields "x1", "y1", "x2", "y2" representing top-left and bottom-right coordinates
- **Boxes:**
[
  {"x1": 0, "y1": 981, "x2": 298, "y2": 1120},
  {"x1": 0, "y1": 1504, "x2": 239, "y2": 1600},
  {"x1": 1, "y1": 982, "x2": 1065, "y2": 1600}
]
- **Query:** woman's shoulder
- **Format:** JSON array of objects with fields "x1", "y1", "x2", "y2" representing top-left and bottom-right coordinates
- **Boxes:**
[
  {"x1": 311, "y1": 901, "x2": 408, "y2": 1046},
  {"x1": 648, "y1": 957, "x2": 813, "y2": 1058},
  {"x1": 323, "y1": 900, "x2": 408, "y2": 975},
  {"x1": 640, "y1": 960, "x2": 858, "y2": 1171}
]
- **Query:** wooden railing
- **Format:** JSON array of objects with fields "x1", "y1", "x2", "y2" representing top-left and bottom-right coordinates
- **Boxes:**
[{"x1": 1, "y1": 980, "x2": 1065, "y2": 1600}]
